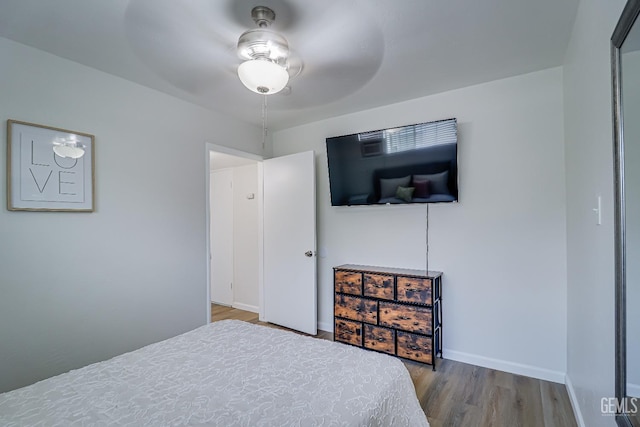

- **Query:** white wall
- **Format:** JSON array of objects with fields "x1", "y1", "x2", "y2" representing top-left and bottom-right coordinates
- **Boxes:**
[
  {"x1": 232, "y1": 163, "x2": 260, "y2": 311},
  {"x1": 0, "y1": 37, "x2": 261, "y2": 393},
  {"x1": 273, "y1": 67, "x2": 568, "y2": 382},
  {"x1": 563, "y1": 0, "x2": 626, "y2": 425}
]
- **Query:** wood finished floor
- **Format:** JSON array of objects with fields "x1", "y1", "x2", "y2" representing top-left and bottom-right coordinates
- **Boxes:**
[{"x1": 211, "y1": 304, "x2": 577, "y2": 427}]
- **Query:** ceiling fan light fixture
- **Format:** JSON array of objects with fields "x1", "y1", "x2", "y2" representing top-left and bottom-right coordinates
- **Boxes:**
[
  {"x1": 238, "y1": 59, "x2": 289, "y2": 95},
  {"x1": 236, "y1": 6, "x2": 291, "y2": 95}
]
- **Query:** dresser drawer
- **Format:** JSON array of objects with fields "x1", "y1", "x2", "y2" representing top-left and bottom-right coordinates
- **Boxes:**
[
  {"x1": 363, "y1": 273, "x2": 394, "y2": 300},
  {"x1": 364, "y1": 324, "x2": 395, "y2": 355},
  {"x1": 335, "y1": 294, "x2": 378, "y2": 323},
  {"x1": 379, "y1": 302, "x2": 432, "y2": 334},
  {"x1": 396, "y1": 276, "x2": 432, "y2": 305},
  {"x1": 397, "y1": 331, "x2": 432, "y2": 364},
  {"x1": 335, "y1": 270, "x2": 363, "y2": 295},
  {"x1": 335, "y1": 318, "x2": 362, "y2": 346}
]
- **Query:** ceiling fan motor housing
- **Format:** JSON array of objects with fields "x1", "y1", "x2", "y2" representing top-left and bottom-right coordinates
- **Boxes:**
[{"x1": 237, "y1": 28, "x2": 289, "y2": 65}]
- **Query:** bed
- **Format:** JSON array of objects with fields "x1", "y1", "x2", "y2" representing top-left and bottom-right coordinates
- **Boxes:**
[{"x1": 0, "y1": 320, "x2": 429, "y2": 426}]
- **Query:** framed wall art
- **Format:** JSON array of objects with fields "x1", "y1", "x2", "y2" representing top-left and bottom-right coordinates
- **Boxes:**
[{"x1": 6, "y1": 120, "x2": 95, "y2": 212}]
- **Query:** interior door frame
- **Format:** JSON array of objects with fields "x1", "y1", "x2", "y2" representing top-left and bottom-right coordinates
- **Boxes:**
[{"x1": 205, "y1": 143, "x2": 264, "y2": 324}]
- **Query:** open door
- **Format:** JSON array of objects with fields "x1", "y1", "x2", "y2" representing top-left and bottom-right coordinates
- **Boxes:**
[{"x1": 263, "y1": 151, "x2": 317, "y2": 335}]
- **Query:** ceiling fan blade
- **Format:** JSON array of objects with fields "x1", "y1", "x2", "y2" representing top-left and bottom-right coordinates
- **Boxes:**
[
  {"x1": 124, "y1": 0, "x2": 242, "y2": 95},
  {"x1": 275, "y1": 2, "x2": 385, "y2": 108}
]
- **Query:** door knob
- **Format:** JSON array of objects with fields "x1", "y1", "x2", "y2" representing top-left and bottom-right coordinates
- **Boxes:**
[{"x1": 305, "y1": 250, "x2": 314, "y2": 257}]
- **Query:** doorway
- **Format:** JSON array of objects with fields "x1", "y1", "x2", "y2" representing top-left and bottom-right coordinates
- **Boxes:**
[
  {"x1": 206, "y1": 144, "x2": 264, "y2": 323},
  {"x1": 205, "y1": 145, "x2": 317, "y2": 334}
]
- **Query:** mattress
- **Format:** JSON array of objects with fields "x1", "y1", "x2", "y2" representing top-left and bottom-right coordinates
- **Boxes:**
[{"x1": 0, "y1": 319, "x2": 429, "y2": 426}]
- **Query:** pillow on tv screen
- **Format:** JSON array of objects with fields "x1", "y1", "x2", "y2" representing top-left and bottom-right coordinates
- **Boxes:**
[
  {"x1": 412, "y1": 179, "x2": 430, "y2": 198},
  {"x1": 414, "y1": 171, "x2": 450, "y2": 195},
  {"x1": 379, "y1": 176, "x2": 411, "y2": 199},
  {"x1": 396, "y1": 186, "x2": 415, "y2": 202}
]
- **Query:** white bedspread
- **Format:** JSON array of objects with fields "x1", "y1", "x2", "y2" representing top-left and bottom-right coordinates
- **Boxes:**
[{"x1": 0, "y1": 320, "x2": 429, "y2": 426}]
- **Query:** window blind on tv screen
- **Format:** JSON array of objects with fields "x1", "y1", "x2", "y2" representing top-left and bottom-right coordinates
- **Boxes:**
[{"x1": 326, "y1": 118, "x2": 458, "y2": 206}]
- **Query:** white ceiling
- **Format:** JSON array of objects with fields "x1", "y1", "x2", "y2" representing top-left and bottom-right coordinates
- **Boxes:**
[{"x1": 0, "y1": 0, "x2": 579, "y2": 131}]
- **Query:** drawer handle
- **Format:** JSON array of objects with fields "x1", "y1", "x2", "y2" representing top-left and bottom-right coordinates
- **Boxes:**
[
  {"x1": 409, "y1": 345, "x2": 420, "y2": 351},
  {"x1": 406, "y1": 288, "x2": 418, "y2": 292},
  {"x1": 355, "y1": 307, "x2": 362, "y2": 312},
  {"x1": 377, "y1": 337, "x2": 385, "y2": 342},
  {"x1": 413, "y1": 322, "x2": 419, "y2": 326},
  {"x1": 373, "y1": 284, "x2": 383, "y2": 288},
  {"x1": 398, "y1": 315, "x2": 410, "y2": 320},
  {"x1": 342, "y1": 330, "x2": 353, "y2": 335}
]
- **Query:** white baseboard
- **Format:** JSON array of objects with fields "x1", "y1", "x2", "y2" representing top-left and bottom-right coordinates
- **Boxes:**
[
  {"x1": 443, "y1": 349, "x2": 566, "y2": 384},
  {"x1": 232, "y1": 302, "x2": 259, "y2": 313},
  {"x1": 565, "y1": 375, "x2": 587, "y2": 427},
  {"x1": 628, "y1": 382, "x2": 640, "y2": 398}
]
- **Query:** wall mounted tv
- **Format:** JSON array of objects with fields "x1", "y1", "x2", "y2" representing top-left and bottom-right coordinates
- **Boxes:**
[{"x1": 326, "y1": 118, "x2": 458, "y2": 206}]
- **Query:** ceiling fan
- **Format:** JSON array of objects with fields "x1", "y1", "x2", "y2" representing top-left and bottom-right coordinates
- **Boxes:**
[
  {"x1": 123, "y1": 0, "x2": 384, "y2": 109},
  {"x1": 236, "y1": 6, "x2": 295, "y2": 95}
]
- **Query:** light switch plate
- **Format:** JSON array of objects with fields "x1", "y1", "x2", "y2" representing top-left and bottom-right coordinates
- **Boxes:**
[{"x1": 593, "y1": 195, "x2": 602, "y2": 225}]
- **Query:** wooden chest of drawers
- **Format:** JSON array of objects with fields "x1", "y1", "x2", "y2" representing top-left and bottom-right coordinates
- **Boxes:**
[{"x1": 334, "y1": 264, "x2": 442, "y2": 369}]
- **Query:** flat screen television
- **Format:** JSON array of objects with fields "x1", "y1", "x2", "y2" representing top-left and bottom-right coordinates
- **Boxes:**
[{"x1": 325, "y1": 118, "x2": 458, "y2": 206}]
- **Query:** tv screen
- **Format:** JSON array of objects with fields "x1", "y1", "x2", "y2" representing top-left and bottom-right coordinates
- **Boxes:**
[{"x1": 326, "y1": 118, "x2": 458, "y2": 206}]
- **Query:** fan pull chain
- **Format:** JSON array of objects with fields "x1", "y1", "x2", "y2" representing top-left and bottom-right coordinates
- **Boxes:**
[{"x1": 261, "y1": 94, "x2": 268, "y2": 152}]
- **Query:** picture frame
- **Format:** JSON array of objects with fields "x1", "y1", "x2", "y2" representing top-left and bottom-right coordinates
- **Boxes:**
[{"x1": 6, "y1": 120, "x2": 95, "y2": 212}]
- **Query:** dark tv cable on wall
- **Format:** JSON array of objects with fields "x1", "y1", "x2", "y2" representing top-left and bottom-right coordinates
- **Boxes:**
[{"x1": 425, "y1": 204, "x2": 430, "y2": 273}]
